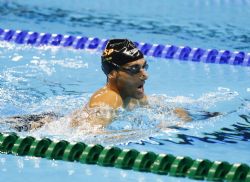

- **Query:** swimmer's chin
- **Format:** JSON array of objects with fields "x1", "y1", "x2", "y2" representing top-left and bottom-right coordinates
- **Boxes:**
[{"x1": 132, "y1": 92, "x2": 145, "y2": 100}]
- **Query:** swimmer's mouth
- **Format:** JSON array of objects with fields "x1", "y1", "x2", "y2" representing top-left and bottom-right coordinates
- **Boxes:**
[
  {"x1": 137, "y1": 84, "x2": 144, "y2": 93},
  {"x1": 138, "y1": 85, "x2": 143, "y2": 89}
]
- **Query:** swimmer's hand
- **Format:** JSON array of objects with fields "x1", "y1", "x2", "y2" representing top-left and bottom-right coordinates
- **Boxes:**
[{"x1": 173, "y1": 108, "x2": 192, "y2": 122}]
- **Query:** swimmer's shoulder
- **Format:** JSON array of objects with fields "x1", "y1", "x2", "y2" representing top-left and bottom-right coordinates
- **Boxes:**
[{"x1": 89, "y1": 87, "x2": 123, "y2": 109}]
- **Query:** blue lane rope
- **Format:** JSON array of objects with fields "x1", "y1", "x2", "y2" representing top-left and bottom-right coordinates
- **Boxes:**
[{"x1": 0, "y1": 28, "x2": 250, "y2": 66}]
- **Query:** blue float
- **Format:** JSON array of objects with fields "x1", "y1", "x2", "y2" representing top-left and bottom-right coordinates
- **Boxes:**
[
  {"x1": 153, "y1": 44, "x2": 165, "y2": 57},
  {"x1": 140, "y1": 43, "x2": 153, "y2": 56},
  {"x1": 206, "y1": 49, "x2": 218, "y2": 63},
  {"x1": 179, "y1": 46, "x2": 192, "y2": 60},
  {"x1": 165, "y1": 45, "x2": 178, "y2": 59},
  {"x1": 88, "y1": 38, "x2": 100, "y2": 49},
  {"x1": 4, "y1": 30, "x2": 15, "y2": 41},
  {"x1": 51, "y1": 34, "x2": 63, "y2": 46},
  {"x1": 75, "y1": 37, "x2": 88, "y2": 49},
  {"x1": 233, "y1": 52, "x2": 245, "y2": 65},
  {"x1": 27, "y1": 32, "x2": 39, "y2": 45},
  {"x1": 15, "y1": 31, "x2": 28, "y2": 44},
  {"x1": 0, "y1": 28, "x2": 249, "y2": 67},
  {"x1": 39, "y1": 33, "x2": 52, "y2": 45},
  {"x1": 219, "y1": 50, "x2": 231, "y2": 64},
  {"x1": 192, "y1": 48, "x2": 205, "y2": 62},
  {"x1": 63, "y1": 36, "x2": 76, "y2": 47}
]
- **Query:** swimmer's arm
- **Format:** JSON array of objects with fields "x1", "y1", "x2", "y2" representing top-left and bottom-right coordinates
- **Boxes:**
[
  {"x1": 69, "y1": 109, "x2": 84, "y2": 128},
  {"x1": 128, "y1": 96, "x2": 191, "y2": 122},
  {"x1": 88, "y1": 94, "x2": 122, "y2": 126},
  {"x1": 70, "y1": 90, "x2": 122, "y2": 128},
  {"x1": 70, "y1": 106, "x2": 115, "y2": 128},
  {"x1": 89, "y1": 88, "x2": 123, "y2": 109},
  {"x1": 88, "y1": 107, "x2": 116, "y2": 127},
  {"x1": 156, "y1": 108, "x2": 192, "y2": 129},
  {"x1": 174, "y1": 108, "x2": 192, "y2": 122}
]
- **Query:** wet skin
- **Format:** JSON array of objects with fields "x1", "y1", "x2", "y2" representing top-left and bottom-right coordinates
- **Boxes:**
[{"x1": 89, "y1": 58, "x2": 148, "y2": 109}]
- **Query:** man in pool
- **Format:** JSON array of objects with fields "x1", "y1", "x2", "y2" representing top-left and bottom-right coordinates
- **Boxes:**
[
  {"x1": 70, "y1": 39, "x2": 191, "y2": 127},
  {"x1": 4, "y1": 39, "x2": 192, "y2": 131}
]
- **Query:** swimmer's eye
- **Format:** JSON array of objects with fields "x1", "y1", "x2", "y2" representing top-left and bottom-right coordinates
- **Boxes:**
[{"x1": 121, "y1": 62, "x2": 149, "y2": 75}]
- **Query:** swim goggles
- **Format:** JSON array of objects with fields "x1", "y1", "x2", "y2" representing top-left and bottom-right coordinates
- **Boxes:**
[{"x1": 110, "y1": 61, "x2": 149, "y2": 75}]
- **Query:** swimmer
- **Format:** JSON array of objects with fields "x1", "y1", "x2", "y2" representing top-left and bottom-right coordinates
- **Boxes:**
[
  {"x1": 2, "y1": 39, "x2": 216, "y2": 131},
  {"x1": 70, "y1": 39, "x2": 192, "y2": 127}
]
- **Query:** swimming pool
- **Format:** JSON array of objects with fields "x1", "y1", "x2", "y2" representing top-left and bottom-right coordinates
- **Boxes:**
[{"x1": 0, "y1": 0, "x2": 250, "y2": 181}]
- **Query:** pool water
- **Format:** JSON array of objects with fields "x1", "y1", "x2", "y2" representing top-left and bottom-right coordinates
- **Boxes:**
[{"x1": 0, "y1": 0, "x2": 250, "y2": 181}]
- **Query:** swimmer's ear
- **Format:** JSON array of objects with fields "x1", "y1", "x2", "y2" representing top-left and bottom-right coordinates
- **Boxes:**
[{"x1": 108, "y1": 70, "x2": 118, "y2": 80}]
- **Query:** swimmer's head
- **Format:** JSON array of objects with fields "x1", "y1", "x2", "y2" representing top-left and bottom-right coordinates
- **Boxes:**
[{"x1": 101, "y1": 39, "x2": 144, "y2": 76}]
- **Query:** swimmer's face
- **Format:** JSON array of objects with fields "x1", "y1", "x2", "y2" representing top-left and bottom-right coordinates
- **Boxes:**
[{"x1": 115, "y1": 58, "x2": 148, "y2": 99}]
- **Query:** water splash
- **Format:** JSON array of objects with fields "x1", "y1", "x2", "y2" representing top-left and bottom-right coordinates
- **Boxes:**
[{"x1": 19, "y1": 88, "x2": 239, "y2": 145}]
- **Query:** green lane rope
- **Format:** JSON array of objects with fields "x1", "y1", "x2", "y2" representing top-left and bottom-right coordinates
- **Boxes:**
[{"x1": 0, "y1": 132, "x2": 249, "y2": 181}]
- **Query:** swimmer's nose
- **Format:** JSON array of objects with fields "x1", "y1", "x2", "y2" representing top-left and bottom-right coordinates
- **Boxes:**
[{"x1": 139, "y1": 69, "x2": 148, "y2": 80}]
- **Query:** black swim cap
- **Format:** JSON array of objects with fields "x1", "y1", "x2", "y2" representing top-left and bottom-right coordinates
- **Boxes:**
[{"x1": 101, "y1": 39, "x2": 144, "y2": 75}]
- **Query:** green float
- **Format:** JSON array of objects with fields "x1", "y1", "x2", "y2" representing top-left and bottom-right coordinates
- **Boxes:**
[
  {"x1": 45, "y1": 140, "x2": 69, "y2": 160},
  {"x1": 97, "y1": 146, "x2": 122, "y2": 166},
  {"x1": 12, "y1": 136, "x2": 35, "y2": 156},
  {"x1": 225, "y1": 163, "x2": 250, "y2": 182},
  {"x1": 63, "y1": 142, "x2": 86, "y2": 162},
  {"x1": 0, "y1": 133, "x2": 18, "y2": 153},
  {"x1": 169, "y1": 156, "x2": 194, "y2": 177},
  {"x1": 187, "y1": 159, "x2": 212, "y2": 180},
  {"x1": 28, "y1": 138, "x2": 52, "y2": 157},
  {"x1": 133, "y1": 151, "x2": 157, "y2": 172},
  {"x1": 80, "y1": 144, "x2": 103, "y2": 164},
  {"x1": 207, "y1": 161, "x2": 231, "y2": 181},
  {"x1": 115, "y1": 149, "x2": 139, "y2": 169},
  {"x1": 151, "y1": 153, "x2": 176, "y2": 175}
]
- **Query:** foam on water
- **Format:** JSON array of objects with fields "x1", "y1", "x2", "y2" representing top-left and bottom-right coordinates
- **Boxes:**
[{"x1": 13, "y1": 88, "x2": 238, "y2": 145}]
